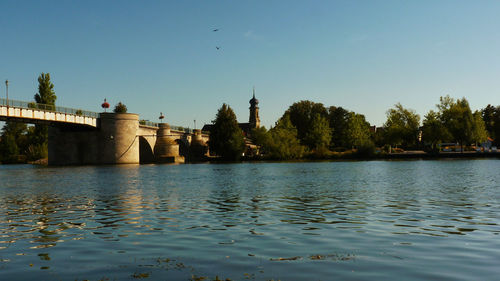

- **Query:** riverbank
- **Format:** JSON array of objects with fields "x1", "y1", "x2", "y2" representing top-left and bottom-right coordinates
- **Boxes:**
[{"x1": 239, "y1": 151, "x2": 500, "y2": 162}]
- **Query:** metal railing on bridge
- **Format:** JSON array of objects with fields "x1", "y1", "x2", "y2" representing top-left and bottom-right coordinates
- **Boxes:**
[
  {"x1": 0, "y1": 98, "x2": 99, "y2": 118},
  {"x1": 139, "y1": 120, "x2": 209, "y2": 134}
]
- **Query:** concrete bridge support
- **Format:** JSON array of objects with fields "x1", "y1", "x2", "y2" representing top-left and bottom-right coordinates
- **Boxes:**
[
  {"x1": 99, "y1": 113, "x2": 140, "y2": 164},
  {"x1": 154, "y1": 123, "x2": 185, "y2": 163},
  {"x1": 48, "y1": 126, "x2": 99, "y2": 165},
  {"x1": 49, "y1": 113, "x2": 141, "y2": 165},
  {"x1": 188, "y1": 129, "x2": 209, "y2": 161}
]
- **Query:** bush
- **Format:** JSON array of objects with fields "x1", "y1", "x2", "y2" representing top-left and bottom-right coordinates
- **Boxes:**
[
  {"x1": 114, "y1": 102, "x2": 127, "y2": 113},
  {"x1": 356, "y1": 142, "x2": 376, "y2": 157},
  {"x1": 308, "y1": 146, "x2": 331, "y2": 159},
  {"x1": 26, "y1": 143, "x2": 48, "y2": 161}
]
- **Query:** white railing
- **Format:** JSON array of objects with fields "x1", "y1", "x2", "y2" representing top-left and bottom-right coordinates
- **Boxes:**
[{"x1": 0, "y1": 98, "x2": 97, "y2": 127}]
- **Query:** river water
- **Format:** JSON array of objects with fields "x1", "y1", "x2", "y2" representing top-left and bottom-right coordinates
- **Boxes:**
[{"x1": 0, "y1": 160, "x2": 499, "y2": 280}]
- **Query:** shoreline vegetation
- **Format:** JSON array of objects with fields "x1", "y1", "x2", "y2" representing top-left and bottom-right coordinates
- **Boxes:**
[
  {"x1": 236, "y1": 150, "x2": 500, "y2": 163},
  {"x1": 208, "y1": 96, "x2": 500, "y2": 162}
]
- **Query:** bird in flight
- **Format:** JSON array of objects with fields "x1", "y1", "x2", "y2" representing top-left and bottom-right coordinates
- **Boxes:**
[
  {"x1": 213, "y1": 28, "x2": 219, "y2": 32},
  {"x1": 216, "y1": 46, "x2": 220, "y2": 50}
]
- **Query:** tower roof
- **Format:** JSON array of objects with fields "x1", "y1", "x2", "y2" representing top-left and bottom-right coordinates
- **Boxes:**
[{"x1": 249, "y1": 87, "x2": 259, "y2": 105}]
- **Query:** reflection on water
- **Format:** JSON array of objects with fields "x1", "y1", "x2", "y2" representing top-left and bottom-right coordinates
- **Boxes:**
[{"x1": 0, "y1": 160, "x2": 499, "y2": 280}]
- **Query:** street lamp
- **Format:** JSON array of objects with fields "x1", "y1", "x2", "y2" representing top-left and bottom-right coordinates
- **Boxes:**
[{"x1": 5, "y1": 79, "x2": 8, "y2": 107}]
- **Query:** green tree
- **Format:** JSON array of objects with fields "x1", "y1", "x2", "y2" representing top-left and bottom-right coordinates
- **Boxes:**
[
  {"x1": 481, "y1": 104, "x2": 500, "y2": 145},
  {"x1": 304, "y1": 113, "x2": 331, "y2": 150},
  {"x1": 25, "y1": 126, "x2": 48, "y2": 161},
  {"x1": 422, "y1": 110, "x2": 450, "y2": 151},
  {"x1": 471, "y1": 110, "x2": 488, "y2": 145},
  {"x1": 32, "y1": 73, "x2": 56, "y2": 159},
  {"x1": 482, "y1": 104, "x2": 496, "y2": 136},
  {"x1": 250, "y1": 126, "x2": 271, "y2": 155},
  {"x1": 328, "y1": 106, "x2": 350, "y2": 148},
  {"x1": 0, "y1": 134, "x2": 18, "y2": 163},
  {"x1": 438, "y1": 96, "x2": 475, "y2": 152},
  {"x1": 208, "y1": 104, "x2": 245, "y2": 160},
  {"x1": 266, "y1": 115, "x2": 306, "y2": 159},
  {"x1": 0, "y1": 121, "x2": 28, "y2": 163},
  {"x1": 114, "y1": 102, "x2": 128, "y2": 113},
  {"x1": 34, "y1": 73, "x2": 57, "y2": 106},
  {"x1": 345, "y1": 112, "x2": 372, "y2": 148},
  {"x1": 283, "y1": 100, "x2": 328, "y2": 149},
  {"x1": 384, "y1": 103, "x2": 420, "y2": 148}
]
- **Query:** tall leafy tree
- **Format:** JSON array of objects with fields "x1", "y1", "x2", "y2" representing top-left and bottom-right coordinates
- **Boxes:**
[
  {"x1": 250, "y1": 126, "x2": 271, "y2": 155},
  {"x1": 32, "y1": 73, "x2": 56, "y2": 159},
  {"x1": 481, "y1": 104, "x2": 500, "y2": 145},
  {"x1": 0, "y1": 121, "x2": 28, "y2": 163},
  {"x1": 384, "y1": 103, "x2": 420, "y2": 148},
  {"x1": 283, "y1": 100, "x2": 328, "y2": 149},
  {"x1": 208, "y1": 104, "x2": 245, "y2": 160},
  {"x1": 328, "y1": 106, "x2": 350, "y2": 148},
  {"x1": 266, "y1": 115, "x2": 306, "y2": 159},
  {"x1": 35, "y1": 73, "x2": 57, "y2": 106},
  {"x1": 481, "y1": 104, "x2": 496, "y2": 136},
  {"x1": 422, "y1": 110, "x2": 450, "y2": 151},
  {"x1": 304, "y1": 113, "x2": 331, "y2": 150},
  {"x1": 439, "y1": 97, "x2": 473, "y2": 151},
  {"x1": 471, "y1": 110, "x2": 488, "y2": 145},
  {"x1": 437, "y1": 96, "x2": 487, "y2": 151},
  {"x1": 345, "y1": 112, "x2": 372, "y2": 148}
]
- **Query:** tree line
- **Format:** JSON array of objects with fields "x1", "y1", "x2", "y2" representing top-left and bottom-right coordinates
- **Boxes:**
[{"x1": 208, "y1": 96, "x2": 497, "y2": 160}]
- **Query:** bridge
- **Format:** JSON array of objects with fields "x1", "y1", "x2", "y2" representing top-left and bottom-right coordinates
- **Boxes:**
[
  {"x1": 1, "y1": 98, "x2": 97, "y2": 127},
  {"x1": 1, "y1": 98, "x2": 209, "y2": 165}
]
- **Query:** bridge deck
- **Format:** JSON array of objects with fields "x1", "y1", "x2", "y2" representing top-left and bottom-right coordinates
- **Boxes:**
[{"x1": 0, "y1": 98, "x2": 97, "y2": 127}]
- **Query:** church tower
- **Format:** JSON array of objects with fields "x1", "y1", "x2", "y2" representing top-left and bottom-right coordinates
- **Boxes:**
[{"x1": 249, "y1": 87, "x2": 260, "y2": 129}]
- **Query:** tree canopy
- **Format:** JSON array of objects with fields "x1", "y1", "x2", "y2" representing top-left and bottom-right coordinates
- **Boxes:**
[
  {"x1": 384, "y1": 103, "x2": 420, "y2": 148},
  {"x1": 31, "y1": 73, "x2": 57, "y2": 160},
  {"x1": 328, "y1": 106, "x2": 350, "y2": 148},
  {"x1": 208, "y1": 104, "x2": 245, "y2": 160},
  {"x1": 345, "y1": 112, "x2": 372, "y2": 148},
  {"x1": 114, "y1": 102, "x2": 128, "y2": 113},
  {"x1": 482, "y1": 104, "x2": 500, "y2": 145},
  {"x1": 422, "y1": 110, "x2": 449, "y2": 151},
  {"x1": 303, "y1": 113, "x2": 331, "y2": 150},
  {"x1": 266, "y1": 115, "x2": 306, "y2": 159},
  {"x1": 34, "y1": 73, "x2": 56, "y2": 106},
  {"x1": 283, "y1": 100, "x2": 328, "y2": 149},
  {"x1": 437, "y1": 96, "x2": 487, "y2": 150}
]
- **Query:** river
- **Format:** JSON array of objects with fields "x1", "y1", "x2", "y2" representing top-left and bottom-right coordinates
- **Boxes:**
[{"x1": 0, "y1": 160, "x2": 499, "y2": 280}]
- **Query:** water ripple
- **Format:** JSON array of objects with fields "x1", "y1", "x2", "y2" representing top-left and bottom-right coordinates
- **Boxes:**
[{"x1": 0, "y1": 161, "x2": 499, "y2": 280}]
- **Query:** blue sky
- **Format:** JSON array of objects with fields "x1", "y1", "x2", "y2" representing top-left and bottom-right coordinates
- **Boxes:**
[{"x1": 1, "y1": 0, "x2": 500, "y2": 128}]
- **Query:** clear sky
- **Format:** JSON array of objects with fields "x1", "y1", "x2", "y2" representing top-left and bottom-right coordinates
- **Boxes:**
[{"x1": 1, "y1": 0, "x2": 500, "y2": 128}]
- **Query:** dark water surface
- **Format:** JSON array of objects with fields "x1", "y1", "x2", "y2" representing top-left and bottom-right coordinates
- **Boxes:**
[{"x1": 0, "y1": 160, "x2": 499, "y2": 280}]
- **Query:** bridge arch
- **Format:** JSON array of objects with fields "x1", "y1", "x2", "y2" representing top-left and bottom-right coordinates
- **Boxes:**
[{"x1": 139, "y1": 136, "x2": 154, "y2": 163}]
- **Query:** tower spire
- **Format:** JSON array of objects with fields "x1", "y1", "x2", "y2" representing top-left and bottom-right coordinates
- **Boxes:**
[{"x1": 249, "y1": 86, "x2": 260, "y2": 128}]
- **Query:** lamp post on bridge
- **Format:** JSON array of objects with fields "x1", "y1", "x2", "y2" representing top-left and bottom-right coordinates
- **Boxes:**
[{"x1": 5, "y1": 79, "x2": 8, "y2": 107}]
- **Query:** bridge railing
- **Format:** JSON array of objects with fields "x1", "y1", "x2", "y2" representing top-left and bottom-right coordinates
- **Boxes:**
[
  {"x1": 0, "y1": 98, "x2": 98, "y2": 118},
  {"x1": 138, "y1": 120, "x2": 209, "y2": 134}
]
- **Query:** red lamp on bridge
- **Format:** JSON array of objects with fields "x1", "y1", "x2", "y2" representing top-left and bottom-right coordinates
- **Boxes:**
[
  {"x1": 101, "y1": 98, "x2": 110, "y2": 112},
  {"x1": 159, "y1": 112, "x2": 165, "y2": 123}
]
